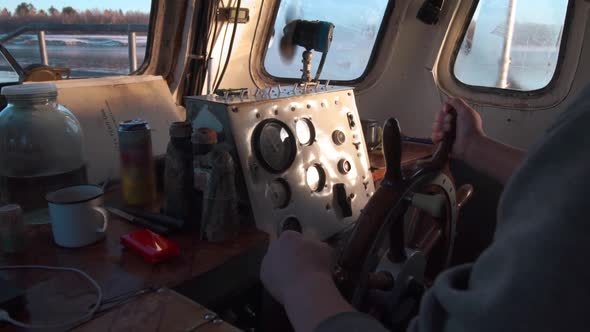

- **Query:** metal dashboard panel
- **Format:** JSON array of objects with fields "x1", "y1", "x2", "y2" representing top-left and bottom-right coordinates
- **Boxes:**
[{"x1": 186, "y1": 86, "x2": 376, "y2": 240}]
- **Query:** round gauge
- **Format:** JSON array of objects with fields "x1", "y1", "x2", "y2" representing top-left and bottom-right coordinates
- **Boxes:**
[
  {"x1": 296, "y1": 118, "x2": 315, "y2": 145},
  {"x1": 338, "y1": 159, "x2": 352, "y2": 175},
  {"x1": 306, "y1": 164, "x2": 326, "y2": 192},
  {"x1": 253, "y1": 120, "x2": 297, "y2": 173},
  {"x1": 267, "y1": 178, "x2": 291, "y2": 209}
]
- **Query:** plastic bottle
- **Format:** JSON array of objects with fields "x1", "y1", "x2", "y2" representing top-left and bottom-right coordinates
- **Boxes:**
[
  {"x1": 192, "y1": 128, "x2": 217, "y2": 233},
  {"x1": 163, "y1": 122, "x2": 193, "y2": 225},
  {"x1": 200, "y1": 146, "x2": 239, "y2": 242}
]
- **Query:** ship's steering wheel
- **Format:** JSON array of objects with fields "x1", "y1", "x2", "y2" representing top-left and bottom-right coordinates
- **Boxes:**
[
  {"x1": 262, "y1": 116, "x2": 473, "y2": 331},
  {"x1": 332, "y1": 117, "x2": 473, "y2": 327}
]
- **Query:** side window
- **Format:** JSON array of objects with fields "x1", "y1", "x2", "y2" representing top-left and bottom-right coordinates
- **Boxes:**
[
  {"x1": 0, "y1": 50, "x2": 19, "y2": 83},
  {"x1": 0, "y1": 1, "x2": 152, "y2": 79},
  {"x1": 454, "y1": 0, "x2": 569, "y2": 91},
  {"x1": 264, "y1": 0, "x2": 391, "y2": 82}
]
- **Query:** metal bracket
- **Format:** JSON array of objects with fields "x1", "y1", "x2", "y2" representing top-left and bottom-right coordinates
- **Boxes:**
[{"x1": 218, "y1": 8, "x2": 250, "y2": 24}]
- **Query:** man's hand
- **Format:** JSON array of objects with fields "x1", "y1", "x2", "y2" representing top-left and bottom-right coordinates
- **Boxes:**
[
  {"x1": 261, "y1": 231, "x2": 334, "y2": 305},
  {"x1": 431, "y1": 96, "x2": 525, "y2": 184},
  {"x1": 431, "y1": 97, "x2": 485, "y2": 161},
  {"x1": 261, "y1": 231, "x2": 355, "y2": 332}
]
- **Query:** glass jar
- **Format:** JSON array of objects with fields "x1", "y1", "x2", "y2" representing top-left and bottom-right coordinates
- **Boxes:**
[{"x1": 0, "y1": 83, "x2": 87, "y2": 211}]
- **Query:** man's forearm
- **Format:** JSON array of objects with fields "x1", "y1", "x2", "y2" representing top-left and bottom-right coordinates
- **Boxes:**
[
  {"x1": 463, "y1": 135, "x2": 526, "y2": 185},
  {"x1": 283, "y1": 273, "x2": 355, "y2": 332}
]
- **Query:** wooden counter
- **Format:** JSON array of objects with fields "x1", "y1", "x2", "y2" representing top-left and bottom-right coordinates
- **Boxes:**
[
  {"x1": 0, "y1": 142, "x2": 432, "y2": 331},
  {"x1": 73, "y1": 288, "x2": 240, "y2": 332},
  {"x1": 0, "y1": 196, "x2": 268, "y2": 331},
  {"x1": 370, "y1": 142, "x2": 434, "y2": 181}
]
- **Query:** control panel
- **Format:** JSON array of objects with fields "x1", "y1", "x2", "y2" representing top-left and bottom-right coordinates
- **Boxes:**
[{"x1": 185, "y1": 85, "x2": 376, "y2": 240}]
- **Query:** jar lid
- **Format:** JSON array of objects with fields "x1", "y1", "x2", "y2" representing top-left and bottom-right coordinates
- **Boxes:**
[
  {"x1": 193, "y1": 128, "x2": 218, "y2": 145},
  {"x1": 0, "y1": 204, "x2": 23, "y2": 218},
  {"x1": 170, "y1": 122, "x2": 192, "y2": 138},
  {"x1": 1, "y1": 83, "x2": 58, "y2": 98}
]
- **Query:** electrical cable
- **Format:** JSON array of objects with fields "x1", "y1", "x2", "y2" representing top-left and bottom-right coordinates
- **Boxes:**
[
  {"x1": 213, "y1": 0, "x2": 241, "y2": 92},
  {"x1": 213, "y1": 0, "x2": 233, "y2": 89},
  {"x1": 0, "y1": 265, "x2": 102, "y2": 330},
  {"x1": 189, "y1": 0, "x2": 220, "y2": 97},
  {"x1": 247, "y1": 0, "x2": 265, "y2": 86},
  {"x1": 204, "y1": 0, "x2": 221, "y2": 81}
]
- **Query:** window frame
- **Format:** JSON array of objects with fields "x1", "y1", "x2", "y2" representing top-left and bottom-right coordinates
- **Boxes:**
[
  {"x1": 133, "y1": 0, "x2": 158, "y2": 76},
  {"x1": 259, "y1": 0, "x2": 396, "y2": 86},
  {"x1": 448, "y1": 0, "x2": 575, "y2": 97},
  {"x1": 0, "y1": 0, "x2": 157, "y2": 79}
]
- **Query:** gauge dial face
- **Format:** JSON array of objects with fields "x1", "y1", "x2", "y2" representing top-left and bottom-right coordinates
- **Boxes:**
[
  {"x1": 296, "y1": 118, "x2": 315, "y2": 146},
  {"x1": 306, "y1": 164, "x2": 326, "y2": 192},
  {"x1": 254, "y1": 120, "x2": 296, "y2": 173},
  {"x1": 267, "y1": 178, "x2": 291, "y2": 209}
]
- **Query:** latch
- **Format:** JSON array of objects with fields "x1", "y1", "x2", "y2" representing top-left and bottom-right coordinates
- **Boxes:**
[{"x1": 218, "y1": 7, "x2": 250, "y2": 24}]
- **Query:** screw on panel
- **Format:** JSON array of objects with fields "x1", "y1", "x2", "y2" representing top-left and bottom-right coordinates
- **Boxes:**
[
  {"x1": 349, "y1": 193, "x2": 356, "y2": 199},
  {"x1": 232, "y1": 107, "x2": 239, "y2": 113},
  {"x1": 274, "y1": 109, "x2": 279, "y2": 115},
  {"x1": 348, "y1": 92, "x2": 352, "y2": 96},
  {"x1": 291, "y1": 106, "x2": 296, "y2": 112},
  {"x1": 256, "y1": 113, "x2": 261, "y2": 119},
  {"x1": 307, "y1": 104, "x2": 311, "y2": 109},
  {"x1": 321, "y1": 102, "x2": 326, "y2": 108}
]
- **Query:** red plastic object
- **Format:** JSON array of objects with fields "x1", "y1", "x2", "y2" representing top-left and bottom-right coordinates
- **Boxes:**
[{"x1": 121, "y1": 229, "x2": 181, "y2": 263}]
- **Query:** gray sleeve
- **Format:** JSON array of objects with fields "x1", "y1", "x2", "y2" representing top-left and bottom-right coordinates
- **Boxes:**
[
  {"x1": 409, "y1": 90, "x2": 590, "y2": 332},
  {"x1": 314, "y1": 312, "x2": 389, "y2": 332}
]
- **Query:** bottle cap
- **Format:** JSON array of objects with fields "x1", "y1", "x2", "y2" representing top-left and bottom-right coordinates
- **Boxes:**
[
  {"x1": 169, "y1": 122, "x2": 192, "y2": 138},
  {"x1": 1, "y1": 83, "x2": 58, "y2": 98},
  {"x1": 193, "y1": 128, "x2": 218, "y2": 145},
  {"x1": 119, "y1": 119, "x2": 150, "y2": 131}
]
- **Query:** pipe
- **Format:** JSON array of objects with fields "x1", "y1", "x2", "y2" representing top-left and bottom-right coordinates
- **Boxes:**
[
  {"x1": 128, "y1": 32, "x2": 138, "y2": 73},
  {"x1": 498, "y1": 0, "x2": 518, "y2": 89},
  {"x1": 37, "y1": 31, "x2": 48, "y2": 65}
]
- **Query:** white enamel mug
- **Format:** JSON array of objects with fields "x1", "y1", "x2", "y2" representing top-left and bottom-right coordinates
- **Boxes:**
[{"x1": 46, "y1": 185, "x2": 109, "y2": 248}]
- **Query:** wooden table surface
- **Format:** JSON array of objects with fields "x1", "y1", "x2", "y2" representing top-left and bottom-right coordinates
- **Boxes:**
[
  {"x1": 370, "y1": 142, "x2": 434, "y2": 181},
  {"x1": 73, "y1": 288, "x2": 240, "y2": 332},
  {"x1": 0, "y1": 142, "x2": 432, "y2": 331},
  {"x1": 0, "y1": 192, "x2": 268, "y2": 332}
]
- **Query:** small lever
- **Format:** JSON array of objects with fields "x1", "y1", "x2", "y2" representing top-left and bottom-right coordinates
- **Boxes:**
[
  {"x1": 382, "y1": 118, "x2": 403, "y2": 186},
  {"x1": 334, "y1": 184, "x2": 353, "y2": 218}
]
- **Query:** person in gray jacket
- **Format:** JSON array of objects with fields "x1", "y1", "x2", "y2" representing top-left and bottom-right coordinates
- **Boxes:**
[{"x1": 260, "y1": 91, "x2": 590, "y2": 332}]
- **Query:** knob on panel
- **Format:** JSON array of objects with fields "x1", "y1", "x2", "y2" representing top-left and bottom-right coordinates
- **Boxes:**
[{"x1": 332, "y1": 130, "x2": 346, "y2": 145}]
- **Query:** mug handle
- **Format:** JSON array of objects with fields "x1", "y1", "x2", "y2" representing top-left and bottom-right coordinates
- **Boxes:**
[{"x1": 93, "y1": 206, "x2": 109, "y2": 233}]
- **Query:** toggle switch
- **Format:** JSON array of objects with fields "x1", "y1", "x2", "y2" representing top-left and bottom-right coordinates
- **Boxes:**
[
  {"x1": 347, "y1": 113, "x2": 356, "y2": 129},
  {"x1": 409, "y1": 193, "x2": 446, "y2": 218},
  {"x1": 334, "y1": 183, "x2": 353, "y2": 218}
]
